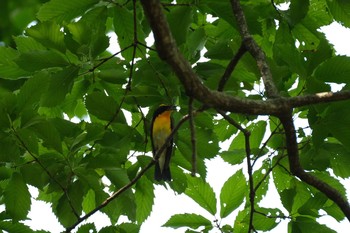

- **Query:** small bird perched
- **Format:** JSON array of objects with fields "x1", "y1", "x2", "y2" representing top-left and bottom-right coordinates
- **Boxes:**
[{"x1": 150, "y1": 105, "x2": 175, "y2": 181}]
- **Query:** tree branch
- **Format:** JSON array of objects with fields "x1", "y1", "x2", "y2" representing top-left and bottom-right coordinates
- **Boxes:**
[
  {"x1": 65, "y1": 112, "x2": 195, "y2": 232},
  {"x1": 140, "y1": 0, "x2": 350, "y2": 223},
  {"x1": 280, "y1": 112, "x2": 350, "y2": 221},
  {"x1": 140, "y1": 0, "x2": 350, "y2": 116},
  {"x1": 230, "y1": 0, "x2": 279, "y2": 98},
  {"x1": 189, "y1": 97, "x2": 197, "y2": 176},
  {"x1": 217, "y1": 42, "x2": 247, "y2": 92},
  {"x1": 218, "y1": 111, "x2": 255, "y2": 231}
]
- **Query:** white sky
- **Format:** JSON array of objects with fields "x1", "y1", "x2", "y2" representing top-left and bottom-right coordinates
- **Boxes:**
[{"x1": 22, "y1": 22, "x2": 350, "y2": 233}]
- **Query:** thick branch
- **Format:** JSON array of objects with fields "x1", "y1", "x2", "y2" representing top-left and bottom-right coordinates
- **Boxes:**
[
  {"x1": 230, "y1": 0, "x2": 279, "y2": 98},
  {"x1": 140, "y1": 0, "x2": 350, "y2": 222},
  {"x1": 280, "y1": 112, "x2": 350, "y2": 221},
  {"x1": 288, "y1": 90, "x2": 350, "y2": 108},
  {"x1": 139, "y1": 0, "x2": 350, "y2": 116}
]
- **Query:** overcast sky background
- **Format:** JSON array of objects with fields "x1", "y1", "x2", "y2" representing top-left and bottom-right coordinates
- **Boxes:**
[{"x1": 18, "y1": 17, "x2": 350, "y2": 233}]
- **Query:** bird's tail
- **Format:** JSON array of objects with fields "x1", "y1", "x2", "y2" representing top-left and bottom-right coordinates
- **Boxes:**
[{"x1": 154, "y1": 163, "x2": 171, "y2": 181}]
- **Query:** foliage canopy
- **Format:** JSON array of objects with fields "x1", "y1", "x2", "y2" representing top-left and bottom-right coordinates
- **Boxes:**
[{"x1": 1, "y1": 0, "x2": 350, "y2": 232}]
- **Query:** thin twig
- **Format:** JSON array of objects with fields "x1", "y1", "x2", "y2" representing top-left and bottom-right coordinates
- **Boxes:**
[
  {"x1": 217, "y1": 111, "x2": 255, "y2": 232},
  {"x1": 65, "y1": 112, "x2": 196, "y2": 232},
  {"x1": 217, "y1": 42, "x2": 247, "y2": 92},
  {"x1": 189, "y1": 97, "x2": 197, "y2": 176},
  {"x1": 11, "y1": 126, "x2": 80, "y2": 219},
  {"x1": 254, "y1": 210, "x2": 291, "y2": 219}
]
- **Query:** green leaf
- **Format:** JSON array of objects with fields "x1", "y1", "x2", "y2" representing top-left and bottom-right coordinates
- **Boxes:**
[
  {"x1": 328, "y1": 144, "x2": 350, "y2": 178},
  {"x1": 37, "y1": 0, "x2": 100, "y2": 23},
  {"x1": 55, "y1": 181, "x2": 85, "y2": 227},
  {"x1": 26, "y1": 21, "x2": 66, "y2": 53},
  {"x1": 29, "y1": 118, "x2": 63, "y2": 152},
  {"x1": 135, "y1": 176, "x2": 154, "y2": 223},
  {"x1": 0, "y1": 221, "x2": 34, "y2": 233},
  {"x1": 163, "y1": 213, "x2": 212, "y2": 230},
  {"x1": 290, "y1": 216, "x2": 337, "y2": 233},
  {"x1": 15, "y1": 50, "x2": 69, "y2": 71},
  {"x1": 167, "y1": 7, "x2": 193, "y2": 46},
  {"x1": 113, "y1": 6, "x2": 145, "y2": 59},
  {"x1": 20, "y1": 162, "x2": 49, "y2": 189},
  {"x1": 0, "y1": 47, "x2": 29, "y2": 79},
  {"x1": 323, "y1": 102, "x2": 350, "y2": 151},
  {"x1": 0, "y1": 133, "x2": 20, "y2": 162},
  {"x1": 249, "y1": 121, "x2": 267, "y2": 151},
  {"x1": 77, "y1": 223, "x2": 96, "y2": 233},
  {"x1": 14, "y1": 36, "x2": 46, "y2": 52},
  {"x1": 40, "y1": 66, "x2": 79, "y2": 107},
  {"x1": 185, "y1": 175, "x2": 217, "y2": 215},
  {"x1": 115, "y1": 223, "x2": 140, "y2": 233},
  {"x1": 4, "y1": 172, "x2": 31, "y2": 220},
  {"x1": 220, "y1": 169, "x2": 247, "y2": 218},
  {"x1": 85, "y1": 91, "x2": 119, "y2": 122},
  {"x1": 273, "y1": 22, "x2": 306, "y2": 77},
  {"x1": 199, "y1": 0, "x2": 235, "y2": 26},
  {"x1": 286, "y1": 0, "x2": 310, "y2": 26},
  {"x1": 327, "y1": 0, "x2": 350, "y2": 27},
  {"x1": 253, "y1": 208, "x2": 280, "y2": 231},
  {"x1": 314, "y1": 56, "x2": 350, "y2": 84},
  {"x1": 17, "y1": 71, "x2": 49, "y2": 110},
  {"x1": 82, "y1": 189, "x2": 96, "y2": 213},
  {"x1": 65, "y1": 6, "x2": 109, "y2": 58}
]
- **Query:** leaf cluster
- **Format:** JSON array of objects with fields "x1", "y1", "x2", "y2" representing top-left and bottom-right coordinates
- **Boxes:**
[{"x1": 0, "y1": 0, "x2": 350, "y2": 232}]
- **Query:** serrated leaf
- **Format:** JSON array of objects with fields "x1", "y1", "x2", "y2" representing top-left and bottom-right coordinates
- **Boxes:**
[
  {"x1": 17, "y1": 71, "x2": 49, "y2": 110},
  {"x1": 29, "y1": 119, "x2": 62, "y2": 152},
  {"x1": 0, "y1": 221, "x2": 34, "y2": 233},
  {"x1": 15, "y1": 50, "x2": 69, "y2": 71},
  {"x1": 327, "y1": 0, "x2": 350, "y2": 27},
  {"x1": 290, "y1": 216, "x2": 337, "y2": 233},
  {"x1": 41, "y1": 66, "x2": 79, "y2": 107},
  {"x1": 77, "y1": 223, "x2": 96, "y2": 233},
  {"x1": 114, "y1": 223, "x2": 140, "y2": 233},
  {"x1": 314, "y1": 56, "x2": 350, "y2": 84},
  {"x1": 82, "y1": 189, "x2": 96, "y2": 213},
  {"x1": 167, "y1": 7, "x2": 193, "y2": 45},
  {"x1": 0, "y1": 47, "x2": 29, "y2": 79},
  {"x1": 135, "y1": 176, "x2": 154, "y2": 223},
  {"x1": 26, "y1": 21, "x2": 66, "y2": 52},
  {"x1": 287, "y1": 0, "x2": 309, "y2": 26},
  {"x1": 185, "y1": 175, "x2": 217, "y2": 215},
  {"x1": 0, "y1": 133, "x2": 20, "y2": 162},
  {"x1": 55, "y1": 181, "x2": 84, "y2": 227},
  {"x1": 113, "y1": 6, "x2": 145, "y2": 59},
  {"x1": 163, "y1": 213, "x2": 212, "y2": 230},
  {"x1": 14, "y1": 36, "x2": 46, "y2": 52},
  {"x1": 37, "y1": 0, "x2": 100, "y2": 23},
  {"x1": 85, "y1": 92, "x2": 119, "y2": 122},
  {"x1": 220, "y1": 169, "x2": 247, "y2": 218},
  {"x1": 4, "y1": 172, "x2": 31, "y2": 220},
  {"x1": 253, "y1": 208, "x2": 280, "y2": 231}
]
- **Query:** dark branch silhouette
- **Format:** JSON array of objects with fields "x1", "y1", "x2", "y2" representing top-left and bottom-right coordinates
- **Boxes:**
[{"x1": 140, "y1": 0, "x2": 350, "y2": 224}]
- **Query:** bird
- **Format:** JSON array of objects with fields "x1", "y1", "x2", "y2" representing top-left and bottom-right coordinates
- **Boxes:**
[{"x1": 150, "y1": 105, "x2": 175, "y2": 181}]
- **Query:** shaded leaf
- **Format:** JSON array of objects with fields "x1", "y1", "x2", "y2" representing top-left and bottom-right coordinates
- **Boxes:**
[
  {"x1": 185, "y1": 175, "x2": 217, "y2": 215},
  {"x1": 163, "y1": 213, "x2": 212, "y2": 230},
  {"x1": 135, "y1": 176, "x2": 154, "y2": 223},
  {"x1": 37, "y1": 0, "x2": 100, "y2": 23},
  {"x1": 220, "y1": 169, "x2": 247, "y2": 218},
  {"x1": 4, "y1": 172, "x2": 31, "y2": 220}
]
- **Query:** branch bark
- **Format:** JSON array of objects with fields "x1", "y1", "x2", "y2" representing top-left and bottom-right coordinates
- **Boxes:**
[{"x1": 140, "y1": 0, "x2": 350, "y2": 223}]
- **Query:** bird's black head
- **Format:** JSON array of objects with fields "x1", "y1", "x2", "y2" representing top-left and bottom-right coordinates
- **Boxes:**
[{"x1": 153, "y1": 105, "x2": 176, "y2": 118}]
